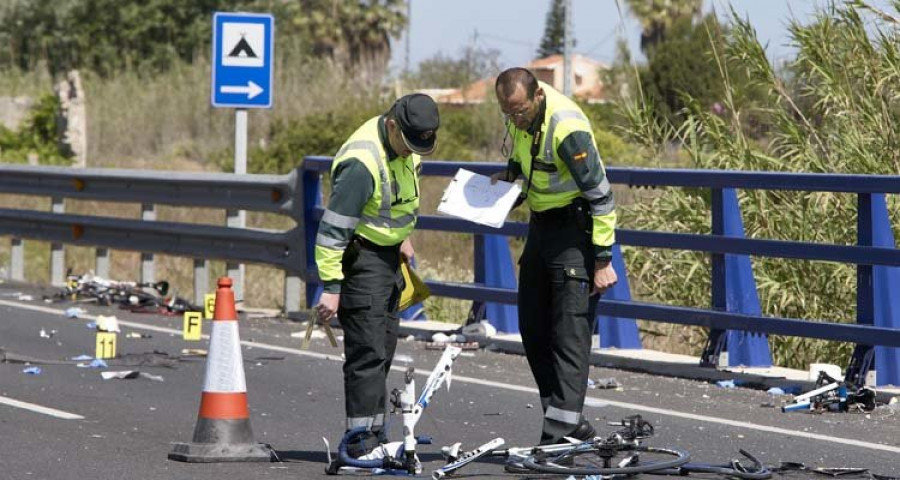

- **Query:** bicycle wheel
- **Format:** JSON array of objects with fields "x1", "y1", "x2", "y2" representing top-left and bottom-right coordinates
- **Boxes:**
[
  {"x1": 522, "y1": 444, "x2": 690, "y2": 476},
  {"x1": 657, "y1": 450, "x2": 772, "y2": 480},
  {"x1": 669, "y1": 463, "x2": 772, "y2": 480}
]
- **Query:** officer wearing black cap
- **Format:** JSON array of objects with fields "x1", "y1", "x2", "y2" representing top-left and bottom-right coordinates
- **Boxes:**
[{"x1": 315, "y1": 93, "x2": 439, "y2": 457}]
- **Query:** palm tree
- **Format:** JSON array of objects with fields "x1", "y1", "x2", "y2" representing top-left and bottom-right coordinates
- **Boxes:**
[
  {"x1": 625, "y1": 0, "x2": 702, "y2": 52},
  {"x1": 289, "y1": 0, "x2": 407, "y2": 79}
]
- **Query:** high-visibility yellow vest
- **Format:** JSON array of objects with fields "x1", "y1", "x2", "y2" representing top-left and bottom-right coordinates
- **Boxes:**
[
  {"x1": 509, "y1": 82, "x2": 599, "y2": 211},
  {"x1": 330, "y1": 117, "x2": 420, "y2": 246},
  {"x1": 508, "y1": 82, "x2": 615, "y2": 247}
]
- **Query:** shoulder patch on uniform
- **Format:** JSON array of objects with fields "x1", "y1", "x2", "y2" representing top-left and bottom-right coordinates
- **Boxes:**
[{"x1": 573, "y1": 151, "x2": 588, "y2": 161}]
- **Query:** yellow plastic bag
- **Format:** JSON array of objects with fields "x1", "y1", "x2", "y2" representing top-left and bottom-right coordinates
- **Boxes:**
[{"x1": 399, "y1": 261, "x2": 430, "y2": 311}]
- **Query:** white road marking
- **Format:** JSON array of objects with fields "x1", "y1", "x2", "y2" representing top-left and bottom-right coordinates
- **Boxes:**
[
  {"x1": 2, "y1": 299, "x2": 899, "y2": 454},
  {"x1": 0, "y1": 395, "x2": 84, "y2": 420}
]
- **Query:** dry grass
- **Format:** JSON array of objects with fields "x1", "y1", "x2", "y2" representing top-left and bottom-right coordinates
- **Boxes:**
[
  {"x1": 1, "y1": 57, "x2": 679, "y2": 334},
  {"x1": 85, "y1": 55, "x2": 377, "y2": 169},
  {"x1": 0, "y1": 68, "x2": 53, "y2": 97}
]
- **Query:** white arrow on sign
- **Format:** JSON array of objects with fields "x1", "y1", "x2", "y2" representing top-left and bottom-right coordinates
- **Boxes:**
[{"x1": 220, "y1": 81, "x2": 263, "y2": 99}]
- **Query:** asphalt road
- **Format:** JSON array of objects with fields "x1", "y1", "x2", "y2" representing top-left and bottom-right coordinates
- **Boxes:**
[{"x1": 1, "y1": 281, "x2": 899, "y2": 480}]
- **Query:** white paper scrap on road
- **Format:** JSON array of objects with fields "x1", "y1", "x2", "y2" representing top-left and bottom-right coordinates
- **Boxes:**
[{"x1": 437, "y1": 168, "x2": 521, "y2": 228}]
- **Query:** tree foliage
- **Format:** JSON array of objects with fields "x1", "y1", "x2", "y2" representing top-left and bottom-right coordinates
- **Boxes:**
[
  {"x1": 537, "y1": 0, "x2": 567, "y2": 58},
  {"x1": 273, "y1": 0, "x2": 407, "y2": 80},
  {"x1": 0, "y1": 93, "x2": 73, "y2": 165},
  {"x1": 625, "y1": 0, "x2": 702, "y2": 52},
  {"x1": 408, "y1": 45, "x2": 501, "y2": 89},
  {"x1": 0, "y1": 0, "x2": 238, "y2": 76},
  {"x1": 0, "y1": 0, "x2": 407, "y2": 77},
  {"x1": 640, "y1": 14, "x2": 728, "y2": 126},
  {"x1": 619, "y1": 1, "x2": 900, "y2": 367}
]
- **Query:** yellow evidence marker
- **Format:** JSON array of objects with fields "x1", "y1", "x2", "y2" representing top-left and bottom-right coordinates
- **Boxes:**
[
  {"x1": 95, "y1": 332, "x2": 117, "y2": 359},
  {"x1": 68, "y1": 278, "x2": 78, "y2": 301},
  {"x1": 204, "y1": 293, "x2": 215, "y2": 319},
  {"x1": 183, "y1": 311, "x2": 203, "y2": 341}
]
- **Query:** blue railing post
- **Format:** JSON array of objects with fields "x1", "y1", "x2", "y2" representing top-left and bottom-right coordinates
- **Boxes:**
[
  {"x1": 847, "y1": 194, "x2": 876, "y2": 386},
  {"x1": 292, "y1": 159, "x2": 900, "y2": 369},
  {"x1": 722, "y1": 189, "x2": 772, "y2": 367},
  {"x1": 595, "y1": 244, "x2": 641, "y2": 348},
  {"x1": 303, "y1": 169, "x2": 323, "y2": 308},
  {"x1": 466, "y1": 234, "x2": 487, "y2": 325},
  {"x1": 701, "y1": 188, "x2": 772, "y2": 367},
  {"x1": 701, "y1": 188, "x2": 728, "y2": 367},
  {"x1": 478, "y1": 234, "x2": 518, "y2": 333}
]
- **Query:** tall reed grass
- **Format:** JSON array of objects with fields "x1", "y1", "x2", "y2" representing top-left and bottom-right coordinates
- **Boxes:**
[{"x1": 618, "y1": 1, "x2": 900, "y2": 367}]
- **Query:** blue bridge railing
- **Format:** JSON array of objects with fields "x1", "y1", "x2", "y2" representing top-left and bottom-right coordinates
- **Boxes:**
[{"x1": 300, "y1": 156, "x2": 900, "y2": 387}]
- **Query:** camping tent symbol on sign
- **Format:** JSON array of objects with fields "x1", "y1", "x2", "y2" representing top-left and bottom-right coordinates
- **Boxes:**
[{"x1": 222, "y1": 23, "x2": 264, "y2": 67}]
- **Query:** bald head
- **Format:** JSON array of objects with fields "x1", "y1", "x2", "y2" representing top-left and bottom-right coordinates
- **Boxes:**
[
  {"x1": 495, "y1": 67, "x2": 539, "y2": 101},
  {"x1": 495, "y1": 67, "x2": 544, "y2": 130}
]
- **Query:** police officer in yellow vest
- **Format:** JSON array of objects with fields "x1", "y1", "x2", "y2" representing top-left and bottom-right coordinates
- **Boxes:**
[
  {"x1": 315, "y1": 94, "x2": 439, "y2": 457},
  {"x1": 492, "y1": 68, "x2": 617, "y2": 449}
]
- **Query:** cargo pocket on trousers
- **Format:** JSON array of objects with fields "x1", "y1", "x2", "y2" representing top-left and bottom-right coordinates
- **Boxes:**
[
  {"x1": 557, "y1": 266, "x2": 590, "y2": 315},
  {"x1": 341, "y1": 293, "x2": 372, "y2": 311},
  {"x1": 389, "y1": 269, "x2": 405, "y2": 312}
]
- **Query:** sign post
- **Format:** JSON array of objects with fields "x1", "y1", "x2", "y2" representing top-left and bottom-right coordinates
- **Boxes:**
[{"x1": 211, "y1": 12, "x2": 274, "y2": 303}]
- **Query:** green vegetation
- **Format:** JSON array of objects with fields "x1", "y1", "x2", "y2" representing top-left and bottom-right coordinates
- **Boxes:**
[
  {"x1": 0, "y1": 93, "x2": 72, "y2": 165},
  {"x1": 625, "y1": 0, "x2": 702, "y2": 52},
  {"x1": 0, "y1": 0, "x2": 406, "y2": 77},
  {"x1": 639, "y1": 15, "x2": 728, "y2": 127},
  {"x1": 0, "y1": 0, "x2": 236, "y2": 76},
  {"x1": 408, "y1": 45, "x2": 501, "y2": 89},
  {"x1": 537, "y1": 0, "x2": 568, "y2": 58},
  {"x1": 234, "y1": 98, "x2": 385, "y2": 174},
  {"x1": 618, "y1": 1, "x2": 900, "y2": 368}
]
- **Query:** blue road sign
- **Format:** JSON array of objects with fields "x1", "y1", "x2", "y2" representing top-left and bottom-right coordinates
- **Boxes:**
[{"x1": 211, "y1": 12, "x2": 274, "y2": 108}]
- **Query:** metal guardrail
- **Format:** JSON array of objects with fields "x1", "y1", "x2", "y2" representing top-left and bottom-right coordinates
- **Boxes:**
[
  {"x1": 0, "y1": 164, "x2": 303, "y2": 215},
  {"x1": 2, "y1": 159, "x2": 899, "y2": 386},
  {"x1": 301, "y1": 157, "x2": 900, "y2": 386},
  {"x1": 0, "y1": 164, "x2": 307, "y2": 310}
]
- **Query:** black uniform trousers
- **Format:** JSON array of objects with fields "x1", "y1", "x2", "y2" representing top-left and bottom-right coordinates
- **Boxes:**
[
  {"x1": 338, "y1": 236, "x2": 404, "y2": 435},
  {"x1": 518, "y1": 204, "x2": 598, "y2": 445}
]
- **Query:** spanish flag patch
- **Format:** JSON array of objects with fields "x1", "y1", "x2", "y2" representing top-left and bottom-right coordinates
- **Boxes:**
[{"x1": 573, "y1": 151, "x2": 588, "y2": 161}]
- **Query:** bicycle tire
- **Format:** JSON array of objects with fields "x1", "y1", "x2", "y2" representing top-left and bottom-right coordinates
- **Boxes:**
[
  {"x1": 668, "y1": 463, "x2": 772, "y2": 480},
  {"x1": 522, "y1": 444, "x2": 690, "y2": 476},
  {"x1": 656, "y1": 449, "x2": 772, "y2": 480}
]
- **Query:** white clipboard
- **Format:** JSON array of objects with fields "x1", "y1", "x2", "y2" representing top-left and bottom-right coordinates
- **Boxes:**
[{"x1": 437, "y1": 168, "x2": 521, "y2": 228}]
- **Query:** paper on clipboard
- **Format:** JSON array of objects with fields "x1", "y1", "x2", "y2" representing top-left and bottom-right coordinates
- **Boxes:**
[{"x1": 437, "y1": 168, "x2": 521, "y2": 228}]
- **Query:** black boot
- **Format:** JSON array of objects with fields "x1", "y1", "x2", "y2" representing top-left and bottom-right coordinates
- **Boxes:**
[
  {"x1": 345, "y1": 430, "x2": 380, "y2": 459},
  {"x1": 567, "y1": 419, "x2": 596, "y2": 441}
]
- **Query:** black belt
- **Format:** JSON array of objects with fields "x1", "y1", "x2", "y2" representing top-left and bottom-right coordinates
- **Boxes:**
[
  {"x1": 352, "y1": 235, "x2": 400, "y2": 252},
  {"x1": 530, "y1": 204, "x2": 575, "y2": 223}
]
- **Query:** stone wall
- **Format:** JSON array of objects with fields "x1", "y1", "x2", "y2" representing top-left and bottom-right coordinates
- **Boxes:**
[{"x1": 56, "y1": 70, "x2": 88, "y2": 167}]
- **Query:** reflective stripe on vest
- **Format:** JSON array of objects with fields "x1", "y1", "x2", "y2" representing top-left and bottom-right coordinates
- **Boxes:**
[
  {"x1": 316, "y1": 232, "x2": 349, "y2": 249},
  {"x1": 533, "y1": 109, "x2": 587, "y2": 194},
  {"x1": 362, "y1": 211, "x2": 417, "y2": 229},
  {"x1": 335, "y1": 139, "x2": 392, "y2": 223},
  {"x1": 321, "y1": 208, "x2": 360, "y2": 229},
  {"x1": 331, "y1": 118, "x2": 419, "y2": 244},
  {"x1": 584, "y1": 177, "x2": 615, "y2": 215}
]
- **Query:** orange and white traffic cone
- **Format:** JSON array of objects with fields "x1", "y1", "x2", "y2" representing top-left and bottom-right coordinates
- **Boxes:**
[{"x1": 168, "y1": 277, "x2": 272, "y2": 462}]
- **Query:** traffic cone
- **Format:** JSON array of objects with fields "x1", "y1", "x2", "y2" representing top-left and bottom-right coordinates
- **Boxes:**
[{"x1": 168, "y1": 277, "x2": 272, "y2": 462}]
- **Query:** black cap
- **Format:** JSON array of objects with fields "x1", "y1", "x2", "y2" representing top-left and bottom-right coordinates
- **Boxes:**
[{"x1": 392, "y1": 93, "x2": 440, "y2": 155}]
